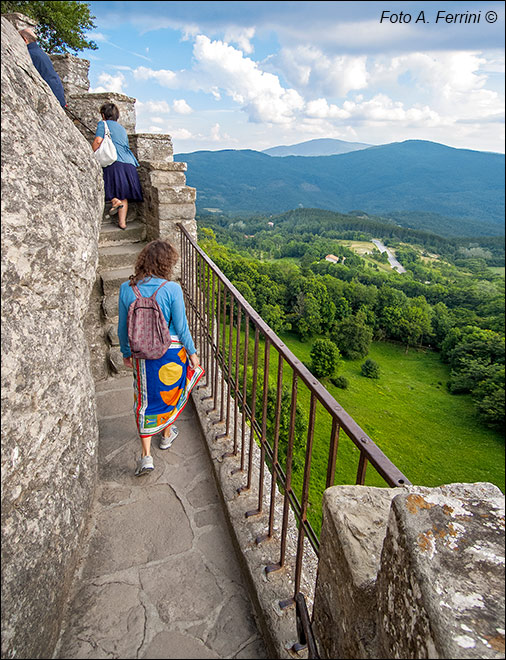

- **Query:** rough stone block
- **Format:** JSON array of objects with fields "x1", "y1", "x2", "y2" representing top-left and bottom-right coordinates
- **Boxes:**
[
  {"x1": 377, "y1": 483, "x2": 505, "y2": 660},
  {"x1": 130, "y1": 133, "x2": 173, "y2": 163},
  {"x1": 1, "y1": 12, "x2": 36, "y2": 30},
  {"x1": 313, "y1": 486, "x2": 406, "y2": 659},
  {"x1": 155, "y1": 186, "x2": 196, "y2": 205},
  {"x1": 139, "y1": 160, "x2": 187, "y2": 172},
  {"x1": 147, "y1": 170, "x2": 187, "y2": 187},
  {"x1": 67, "y1": 92, "x2": 136, "y2": 137},
  {"x1": 50, "y1": 54, "x2": 90, "y2": 96},
  {"x1": 313, "y1": 483, "x2": 505, "y2": 660},
  {"x1": 158, "y1": 202, "x2": 196, "y2": 221}
]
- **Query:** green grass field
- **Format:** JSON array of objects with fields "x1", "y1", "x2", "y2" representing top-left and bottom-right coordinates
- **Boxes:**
[
  {"x1": 280, "y1": 334, "x2": 504, "y2": 487},
  {"x1": 275, "y1": 334, "x2": 505, "y2": 533}
]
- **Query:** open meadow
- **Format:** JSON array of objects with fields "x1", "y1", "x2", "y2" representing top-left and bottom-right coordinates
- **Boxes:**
[{"x1": 275, "y1": 334, "x2": 505, "y2": 533}]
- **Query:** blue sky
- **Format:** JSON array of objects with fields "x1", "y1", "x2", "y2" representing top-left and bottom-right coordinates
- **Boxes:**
[{"x1": 85, "y1": 1, "x2": 505, "y2": 153}]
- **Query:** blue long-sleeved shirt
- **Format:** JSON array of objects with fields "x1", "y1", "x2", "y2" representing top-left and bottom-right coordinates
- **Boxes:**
[
  {"x1": 27, "y1": 42, "x2": 66, "y2": 108},
  {"x1": 118, "y1": 277, "x2": 196, "y2": 358}
]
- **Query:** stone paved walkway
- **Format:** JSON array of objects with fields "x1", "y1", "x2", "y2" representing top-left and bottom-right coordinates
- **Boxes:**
[{"x1": 55, "y1": 376, "x2": 268, "y2": 659}]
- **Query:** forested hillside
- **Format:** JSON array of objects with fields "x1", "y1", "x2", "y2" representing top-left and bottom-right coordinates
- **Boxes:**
[
  {"x1": 198, "y1": 208, "x2": 505, "y2": 432},
  {"x1": 177, "y1": 140, "x2": 505, "y2": 235}
]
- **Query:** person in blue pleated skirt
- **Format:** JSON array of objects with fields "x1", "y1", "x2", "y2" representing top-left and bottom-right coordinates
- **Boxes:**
[{"x1": 92, "y1": 102, "x2": 143, "y2": 230}]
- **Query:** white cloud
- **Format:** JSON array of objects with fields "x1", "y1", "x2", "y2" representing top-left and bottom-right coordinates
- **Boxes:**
[
  {"x1": 223, "y1": 26, "x2": 256, "y2": 54},
  {"x1": 209, "y1": 122, "x2": 233, "y2": 142},
  {"x1": 305, "y1": 98, "x2": 349, "y2": 119},
  {"x1": 304, "y1": 94, "x2": 441, "y2": 127},
  {"x1": 136, "y1": 99, "x2": 172, "y2": 114},
  {"x1": 133, "y1": 35, "x2": 305, "y2": 124},
  {"x1": 134, "y1": 65, "x2": 178, "y2": 87},
  {"x1": 274, "y1": 46, "x2": 369, "y2": 97},
  {"x1": 171, "y1": 128, "x2": 194, "y2": 140},
  {"x1": 90, "y1": 71, "x2": 126, "y2": 93},
  {"x1": 172, "y1": 99, "x2": 193, "y2": 114},
  {"x1": 192, "y1": 35, "x2": 304, "y2": 123}
]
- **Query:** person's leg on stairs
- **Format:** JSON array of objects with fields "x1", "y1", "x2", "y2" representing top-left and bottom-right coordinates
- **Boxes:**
[{"x1": 117, "y1": 199, "x2": 128, "y2": 229}]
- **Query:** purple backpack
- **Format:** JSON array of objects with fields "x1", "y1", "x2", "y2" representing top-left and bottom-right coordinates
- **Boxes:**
[{"x1": 127, "y1": 281, "x2": 172, "y2": 360}]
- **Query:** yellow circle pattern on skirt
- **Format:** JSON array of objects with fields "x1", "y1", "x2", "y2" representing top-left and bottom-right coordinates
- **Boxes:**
[{"x1": 158, "y1": 361, "x2": 184, "y2": 407}]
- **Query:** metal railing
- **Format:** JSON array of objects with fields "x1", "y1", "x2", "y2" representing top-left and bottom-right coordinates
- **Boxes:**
[{"x1": 178, "y1": 223, "x2": 411, "y2": 646}]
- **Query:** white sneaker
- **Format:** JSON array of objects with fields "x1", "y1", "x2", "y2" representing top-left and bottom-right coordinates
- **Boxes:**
[
  {"x1": 159, "y1": 425, "x2": 179, "y2": 450},
  {"x1": 135, "y1": 455, "x2": 154, "y2": 476}
]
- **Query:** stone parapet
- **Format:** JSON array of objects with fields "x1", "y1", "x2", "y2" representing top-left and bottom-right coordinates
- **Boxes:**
[
  {"x1": 67, "y1": 92, "x2": 137, "y2": 140},
  {"x1": 313, "y1": 483, "x2": 505, "y2": 660},
  {"x1": 50, "y1": 54, "x2": 90, "y2": 96}
]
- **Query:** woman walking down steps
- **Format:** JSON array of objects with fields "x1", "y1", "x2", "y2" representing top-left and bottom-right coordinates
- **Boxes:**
[{"x1": 118, "y1": 240, "x2": 204, "y2": 476}]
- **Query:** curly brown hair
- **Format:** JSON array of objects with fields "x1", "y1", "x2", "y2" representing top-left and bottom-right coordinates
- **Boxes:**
[{"x1": 129, "y1": 240, "x2": 179, "y2": 286}]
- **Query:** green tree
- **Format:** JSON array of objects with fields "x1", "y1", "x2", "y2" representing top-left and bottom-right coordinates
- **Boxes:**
[
  {"x1": 310, "y1": 338, "x2": 341, "y2": 379},
  {"x1": 290, "y1": 291, "x2": 321, "y2": 341},
  {"x1": 332, "y1": 315, "x2": 373, "y2": 360},
  {"x1": 261, "y1": 303, "x2": 289, "y2": 335},
  {"x1": 361, "y1": 359, "x2": 380, "y2": 379},
  {"x1": 397, "y1": 297, "x2": 433, "y2": 352},
  {"x1": 1, "y1": 1, "x2": 97, "y2": 53}
]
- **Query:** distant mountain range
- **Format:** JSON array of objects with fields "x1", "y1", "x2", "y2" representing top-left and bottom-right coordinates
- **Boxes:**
[
  {"x1": 262, "y1": 138, "x2": 372, "y2": 157},
  {"x1": 175, "y1": 140, "x2": 505, "y2": 237}
]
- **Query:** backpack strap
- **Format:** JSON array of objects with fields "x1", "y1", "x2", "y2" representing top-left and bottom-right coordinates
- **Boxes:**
[
  {"x1": 131, "y1": 284, "x2": 142, "y2": 299},
  {"x1": 150, "y1": 281, "x2": 168, "y2": 298}
]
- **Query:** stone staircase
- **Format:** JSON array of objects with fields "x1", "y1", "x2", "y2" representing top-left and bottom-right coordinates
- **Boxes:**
[{"x1": 97, "y1": 201, "x2": 147, "y2": 378}]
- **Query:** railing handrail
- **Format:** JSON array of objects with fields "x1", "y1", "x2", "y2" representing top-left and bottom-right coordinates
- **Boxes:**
[{"x1": 178, "y1": 222, "x2": 411, "y2": 488}]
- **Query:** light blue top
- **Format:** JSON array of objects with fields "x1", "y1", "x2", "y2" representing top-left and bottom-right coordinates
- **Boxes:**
[
  {"x1": 96, "y1": 120, "x2": 139, "y2": 167},
  {"x1": 118, "y1": 277, "x2": 196, "y2": 358}
]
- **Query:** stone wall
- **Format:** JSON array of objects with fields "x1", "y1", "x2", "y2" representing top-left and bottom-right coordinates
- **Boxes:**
[
  {"x1": 1, "y1": 17, "x2": 103, "y2": 659},
  {"x1": 313, "y1": 483, "x2": 505, "y2": 659}
]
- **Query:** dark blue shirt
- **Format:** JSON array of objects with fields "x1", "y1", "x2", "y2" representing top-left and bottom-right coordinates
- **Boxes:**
[{"x1": 27, "y1": 42, "x2": 66, "y2": 108}]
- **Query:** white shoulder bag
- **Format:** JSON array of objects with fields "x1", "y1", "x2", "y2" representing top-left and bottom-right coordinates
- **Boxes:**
[{"x1": 94, "y1": 120, "x2": 117, "y2": 168}]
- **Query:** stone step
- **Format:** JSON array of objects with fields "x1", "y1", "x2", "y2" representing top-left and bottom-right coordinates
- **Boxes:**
[
  {"x1": 101, "y1": 266, "x2": 134, "y2": 297},
  {"x1": 99, "y1": 242, "x2": 146, "y2": 270},
  {"x1": 107, "y1": 324, "x2": 119, "y2": 346},
  {"x1": 102, "y1": 296, "x2": 119, "y2": 321},
  {"x1": 99, "y1": 220, "x2": 146, "y2": 246},
  {"x1": 108, "y1": 346, "x2": 130, "y2": 376}
]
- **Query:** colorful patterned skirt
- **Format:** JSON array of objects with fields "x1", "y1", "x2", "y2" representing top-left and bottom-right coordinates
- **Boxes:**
[{"x1": 132, "y1": 341, "x2": 204, "y2": 437}]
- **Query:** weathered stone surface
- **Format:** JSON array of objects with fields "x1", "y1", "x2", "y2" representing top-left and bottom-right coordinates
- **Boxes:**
[
  {"x1": 55, "y1": 386, "x2": 267, "y2": 660},
  {"x1": 139, "y1": 160, "x2": 187, "y2": 172},
  {"x1": 146, "y1": 169, "x2": 187, "y2": 187},
  {"x1": 377, "y1": 483, "x2": 505, "y2": 660},
  {"x1": 313, "y1": 483, "x2": 505, "y2": 660},
  {"x1": 154, "y1": 186, "x2": 197, "y2": 205},
  {"x1": 67, "y1": 91, "x2": 136, "y2": 141},
  {"x1": 313, "y1": 485, "x2": 406, "y2": 659},
  {"x1": 2, "y1": 11, "x2": 36, "y2": 30},
  {"x1": 85, "y1": 276, "x2": 109, "y2": 382},
  {"x1": 158, "y1": 201, "x2": 197, "y2": 221},
  {"x1": 1, "y1": 17, "x2": 103, "y2": 660},
  {"x1": 50, "y1": 54, "x2": 90, "y2": 96},
  {"x1": 130, "y1": 133, "x2": 173, "y2": 162}
]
